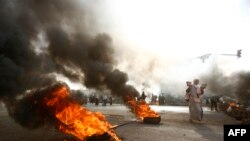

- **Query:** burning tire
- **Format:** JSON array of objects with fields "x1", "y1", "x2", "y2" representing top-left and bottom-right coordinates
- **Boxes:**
[{"x1": 143, "y1": 116, "x2": 161, "y2": 124}]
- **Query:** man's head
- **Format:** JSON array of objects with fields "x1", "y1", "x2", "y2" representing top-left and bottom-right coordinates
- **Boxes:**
[{"x1": 193, "y1": 79, "x2": 199, "y2": 85}]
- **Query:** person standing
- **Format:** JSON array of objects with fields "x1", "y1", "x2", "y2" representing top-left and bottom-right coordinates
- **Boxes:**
[
  {"x1": 109, "y1": 96, "x2": 113, "y2": 105},
  {"x1": 210, "y1": 95, "x2": 221, "y2": 111},
  {"x1": 188, "y1": 79, "x2": 206, "y2": 122},
  {"x1": 140, "y1": 91, "x2": 147, "y2": 101}
]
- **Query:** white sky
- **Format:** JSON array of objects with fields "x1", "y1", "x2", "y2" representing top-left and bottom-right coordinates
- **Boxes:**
[
  {"x1": 77, "y1": 0, "x2": 250, "y2": 94},
  {"x1": 96, "y1": 0, "x2": 250, "y2": 63}
]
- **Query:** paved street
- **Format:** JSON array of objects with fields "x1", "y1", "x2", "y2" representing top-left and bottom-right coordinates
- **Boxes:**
[{"x1": 0, "y1": 103, "x2": 239, "y2": 141}]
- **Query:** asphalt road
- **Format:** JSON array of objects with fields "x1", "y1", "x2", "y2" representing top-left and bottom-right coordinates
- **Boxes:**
[{"x1": 0, "y1": 103, "x2": 239, "y2": 141}]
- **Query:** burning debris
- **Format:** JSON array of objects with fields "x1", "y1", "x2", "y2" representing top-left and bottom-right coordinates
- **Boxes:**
[
  {"x1": 125, "y1": 96, "x2": 161, "y2": 124},
  {"x1": 8, "y1": 83, "x2": 121, "y2": 141},
  {"x1": 6, "y1": 83, "x2": 160, "y2": 140},
  {"x1": 201, "y1": 66, "x2": 250, "y2": 106},
  {"x1": 43, "y1": 84, "x2": 120, "y2": 141},
  {"x1": 0, "y1": 1, "x2": 160, "y2": 139},
  {"x1": 200, "y1": 65, "x2": 250, "y2": 122},
  {"x1": 224, "y1": 102, "x2": 250, "y2": 122},
  {"x1": 212, "y1": 97, "x2": 250, "y2": 124}
]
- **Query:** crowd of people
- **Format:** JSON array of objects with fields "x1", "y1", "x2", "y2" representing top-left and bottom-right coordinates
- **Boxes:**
[
  {"x1": 73, "y1": 79, "x2": 246, "y2": 125},
  {"x1": 89, "y1": 95, "x2": 113, "y2": 106},
  {"x1": 74, "y1": 79, "x2": 240, "y2": 124}
]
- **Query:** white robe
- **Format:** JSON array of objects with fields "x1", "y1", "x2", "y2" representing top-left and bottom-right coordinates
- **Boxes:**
[{"x1": 189, "y1": 85, "x2": 203, "y2": 121}]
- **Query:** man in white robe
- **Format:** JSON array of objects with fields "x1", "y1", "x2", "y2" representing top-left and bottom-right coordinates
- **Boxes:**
[{"x1": 188, "y1": 79, "x2": 206, "y2": 122}]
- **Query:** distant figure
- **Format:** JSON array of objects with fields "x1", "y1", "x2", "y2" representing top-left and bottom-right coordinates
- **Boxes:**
[
  {"x1": 95, "y1": 96, "x2": 99, "y2": 106},
  {"x1": 109, "y1": 97, "x2": 113, "y2": 105},
  {"x1": 185, "y1": 81, "x2": 192, "y2": 102},
  {"x1": 150, "y1": 94, "x2": 157, "y2": 105},
  {"x1": 89, "y1": 95, "x2": 95, "y2": 104},
  {"x1": 205, "y1": 97, "x2": 210, "y2": 105},
  {"x1": 158, "y1": 94, "x2": 166, "y2": 105},
  {"x1": 103, "y1": 96, "x2": 108, "y2": 106},
  {"x1": 187, "y1": 79, "x2": 206, "y2": 122},
  {"x1": 210, "y1": 96, "x2": 220, "y2": 111},
  {"x1": 140, "y1": 91, "x2": 147, "y2": 101}
]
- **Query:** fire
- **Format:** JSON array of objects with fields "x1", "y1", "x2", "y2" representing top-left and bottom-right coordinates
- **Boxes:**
[
  {"x1": 125, "y1": 96, "x2": 160, "y2": 120},
  {"x1": 229, "y1": 102, "x2": 240, "y2": 109},
  {"x1": 229, "y1": 102, "x2": 237, "y2": 108},
  {"x1": 43, "y1": 85, "x2": 120, "y2": 141}
]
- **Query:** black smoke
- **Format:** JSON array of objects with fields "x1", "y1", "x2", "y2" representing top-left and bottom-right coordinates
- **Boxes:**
[
  {"x1": 201, "y1": 65, "x2": 250, "y2": 104},
  {"x1": 0, "y1": 0, "x2": 57, "y2": 100},
  {"x1": 235, "y1": 72, "x2": 250, "y2": 104},
  {"x1": 5, "y1": 83, "x2": 69, "y2": 129},
  {"x1": 0, "y1": 0, "x2": 139, "y2": 129}
]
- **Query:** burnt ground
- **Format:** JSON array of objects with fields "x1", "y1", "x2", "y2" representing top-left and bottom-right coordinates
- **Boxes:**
[{"x1": 0, "y1": 103, "x2": 239, "y2": 141}]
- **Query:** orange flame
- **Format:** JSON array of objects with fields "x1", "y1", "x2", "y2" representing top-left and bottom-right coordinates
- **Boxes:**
[
  {"x1": 229, "y1": 102, "x2": 236, "y2": 107},
  {"x1": 229, "y1": 102, "x2": 240, "y2": 109},
  {"x1": 125, "y1": 96, "x2": 160, "y2": 120},
  {"x1": 44, "y1": 86, "x2": 120, "y2": 141}
]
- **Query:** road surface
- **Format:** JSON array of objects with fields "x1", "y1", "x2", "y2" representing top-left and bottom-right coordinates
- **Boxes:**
[{"x1": 0, "y1": 103, "x2": 239, "y2": 141}]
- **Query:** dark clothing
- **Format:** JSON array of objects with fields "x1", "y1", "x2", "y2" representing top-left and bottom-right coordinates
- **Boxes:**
[
  {"x1": 211, "y1": 100, "x2": 218, "y2": 111},
  {"x1": 102, "y1": 99, "x2": 107, "y2": 106},
  {"x1": 109, "y1": 97, "x2": 113, "y2": 105},
  {"x1": 140, "y1": 92, "x2": 146, "y2": 101},
  {"x1": 210, "y1": 96, "x2": 220, "y2": 111},
  {"x1": 95, "y1": 98, "x2": 99, "y2": 106},
  {"x1": 159, "y1": 95, "x2": 165, "y2": 105}
]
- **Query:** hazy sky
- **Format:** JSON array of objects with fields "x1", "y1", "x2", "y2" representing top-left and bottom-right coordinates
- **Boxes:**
[
  {"x1": 74, "y1": 0, "x2": 250, "y2": 94},
  {"x1": 95, "y1": 0, "x2": 250, "y2": 60}
]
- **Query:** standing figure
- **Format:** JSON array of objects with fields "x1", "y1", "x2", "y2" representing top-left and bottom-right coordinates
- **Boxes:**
[
  {"x1": 95, "y1": 95, "x2": 99, "y2": 106},
  {"x1": 210, "y1": 95, "x2": 221, "y2": 111},
  {"x1": 109, "y1": 97, "x2": 113, "y2": 105},
  {"x1": 188, "y1": 79, "x2": 206, "y2": 122},
  {"x1": 185, "y1": 81, "x2": 192, "y2": 102},
  {"x1": 159, "y1": 94, "x2": 166, "y2": 105},
  {"x1": 140, "y1": 91, "x2": 147, "y2": 101},
  {"x1": 102, "y1": 95, "x2": 108, "y2": 106}
]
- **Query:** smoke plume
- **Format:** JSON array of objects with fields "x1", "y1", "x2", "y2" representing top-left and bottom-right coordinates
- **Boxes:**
[
  {"x1": 0, "y1": 0, "x2": 139, "y2": 129},
  {"x1": 201, "y1": 65, "x2": 250, "y2": 104}
]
